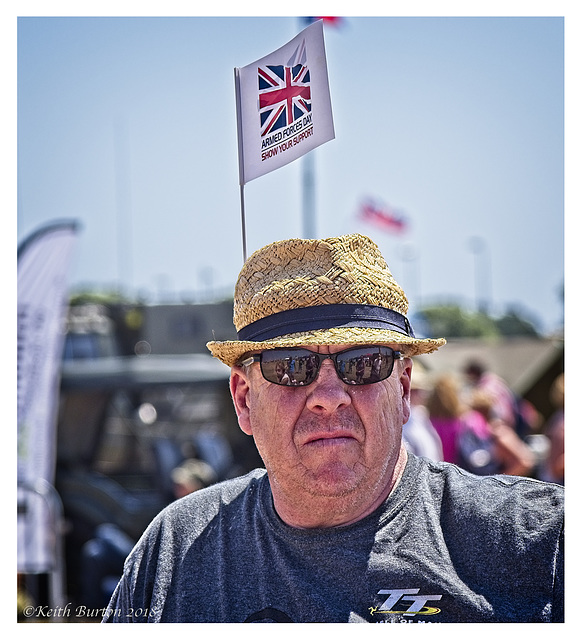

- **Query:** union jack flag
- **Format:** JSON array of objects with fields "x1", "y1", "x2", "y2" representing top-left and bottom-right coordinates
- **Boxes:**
[
  {"x1": 258, "y1": 64, "x2": 312, "y2": 137},
  {"x1": 235, "y1": 20, "x2": 334, "y2": 184}
]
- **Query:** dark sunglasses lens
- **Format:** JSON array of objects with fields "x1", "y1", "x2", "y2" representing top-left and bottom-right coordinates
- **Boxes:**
[
  {"x1": 260, "y1": 346, "x2": 395, "y2": 387},
  {"x1": 260, "y1": 349, "x2": 318, "y2": 386},
  {"x1": 336, "y1": 347, "x2": 394, "y2": 385}
]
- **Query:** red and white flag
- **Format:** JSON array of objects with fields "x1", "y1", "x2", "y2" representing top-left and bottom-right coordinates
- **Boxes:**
[
  {"x1": 235, "y1": 19, "x2": 335, "y2": 185},
  {"x1": 358, "y1": 199, "x2": 409, "y2": 235}
]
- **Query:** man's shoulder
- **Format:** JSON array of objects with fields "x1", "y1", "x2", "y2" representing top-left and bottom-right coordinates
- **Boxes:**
[
  {"x1": 174, "y1": 467, "x2": 266, "y2": 508},
  {"x1": 145, "y1": 468, "x2": 268, "y2": 537},
  {"x1": 418, "y1": 454, "x2": 563, "y2": 493},
  {"x1": 413, "y1": 455, "x2": 564, "y2": 525}
]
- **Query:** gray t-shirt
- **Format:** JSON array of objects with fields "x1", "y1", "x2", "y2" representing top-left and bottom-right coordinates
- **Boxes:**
[{"x1": 103, "y1": 453, "x2": 564, "y2": 623}]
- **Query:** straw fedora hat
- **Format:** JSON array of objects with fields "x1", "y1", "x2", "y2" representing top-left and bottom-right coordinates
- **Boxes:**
[{"x1": 207, "y1": 234, "x2": 446, "y2": 366}]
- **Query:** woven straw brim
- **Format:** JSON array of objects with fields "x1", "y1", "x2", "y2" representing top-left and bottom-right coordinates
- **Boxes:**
[{"x1": 207, "y1": 326, "x2": 446, "y2": 367}]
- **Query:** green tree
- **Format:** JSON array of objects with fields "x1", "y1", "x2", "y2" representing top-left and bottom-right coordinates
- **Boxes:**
[
  {"x1": 419, "y1": 304, "x2": 539, "y2": 338},
  {"x1": 495, "y1": 309, "x2": 539, "y2": 337}
]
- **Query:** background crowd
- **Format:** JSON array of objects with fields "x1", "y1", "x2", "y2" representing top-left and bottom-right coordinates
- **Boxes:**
[{"x1": 403, "y1": 358, "x2": 564, "y2": 485}]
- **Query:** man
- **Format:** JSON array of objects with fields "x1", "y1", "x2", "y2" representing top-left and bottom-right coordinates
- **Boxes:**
[{"x1": 103, "y1": 234, "x2": 563, "y2": 623}]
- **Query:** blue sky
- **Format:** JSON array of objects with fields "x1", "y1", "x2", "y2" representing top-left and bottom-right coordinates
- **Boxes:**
[{"x1": 15, "y1": 9, "x2": 569, "y2": 335}]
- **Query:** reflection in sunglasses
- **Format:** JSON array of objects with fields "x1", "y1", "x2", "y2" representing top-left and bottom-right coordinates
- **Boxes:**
[{"x1": 256, "y1": 346, "x2": 401, "y2": 387}]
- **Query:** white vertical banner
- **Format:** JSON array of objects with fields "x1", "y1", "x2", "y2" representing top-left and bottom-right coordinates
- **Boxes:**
[
  {"x1": 17, "y1": 220, "x2": 79, "y2": 572},
  {"x1": 235, "y1": 19, "x2": 335, "y2": 185}
]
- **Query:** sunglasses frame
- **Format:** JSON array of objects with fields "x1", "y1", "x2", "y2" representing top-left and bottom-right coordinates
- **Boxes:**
[{"x1": 239, "y1": 345, "x2": 403, "y2": 387}]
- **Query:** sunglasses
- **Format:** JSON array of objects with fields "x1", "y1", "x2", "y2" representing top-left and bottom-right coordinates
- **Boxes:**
[{"x1": 239, "y1": 346, "x2": 402, "y2": 387}]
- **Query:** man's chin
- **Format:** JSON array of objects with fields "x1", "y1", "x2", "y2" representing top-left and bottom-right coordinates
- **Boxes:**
[{"x1": 300, "y1": 462, "x2": 364, "y2": 498}]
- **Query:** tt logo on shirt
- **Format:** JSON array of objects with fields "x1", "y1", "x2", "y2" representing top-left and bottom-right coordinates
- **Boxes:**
[{"x1": 369, "y1": 588, "x2": 442, "y2": 617}]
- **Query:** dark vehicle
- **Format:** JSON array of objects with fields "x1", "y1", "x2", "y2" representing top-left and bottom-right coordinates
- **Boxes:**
[{"x1": 55, "y1": 352, "x2": 261, "y2": 610}]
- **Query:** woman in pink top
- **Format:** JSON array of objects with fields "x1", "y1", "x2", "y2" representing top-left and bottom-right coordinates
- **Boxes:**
[{"x1": 425, "y1": 374, "x2": 466, "y2": 464}]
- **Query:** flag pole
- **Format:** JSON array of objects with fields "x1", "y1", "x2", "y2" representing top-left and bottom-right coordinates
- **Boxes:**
[
  {"x1": 234, "y1": 66, "x2": 248, "y2": 263},
  {"x1": 240, "y1": 183, "x2": 247, "y2": 262},
  {"x1": 299, "y1": 17, "x2": 315, "y2": 240},
  {"x1": 302, "y1": 151, "x2": 315, "y2": 238}
]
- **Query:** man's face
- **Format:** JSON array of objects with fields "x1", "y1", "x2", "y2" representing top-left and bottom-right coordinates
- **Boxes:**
[{"x1": 230, "y1": 344, "x2": 412, "y2": 525}]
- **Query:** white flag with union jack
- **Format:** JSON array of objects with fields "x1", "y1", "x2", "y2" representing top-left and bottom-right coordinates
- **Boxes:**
[{"x1": 235, "y1": 20, "x2": 335, "y2": 184}]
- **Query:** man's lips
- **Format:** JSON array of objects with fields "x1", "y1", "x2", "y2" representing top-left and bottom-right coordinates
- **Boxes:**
[{"x1": 303, "y1": 432, "x2": 358, "y2": 446}]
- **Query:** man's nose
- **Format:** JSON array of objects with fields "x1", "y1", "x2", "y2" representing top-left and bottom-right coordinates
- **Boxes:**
[{"x1": 305, "y1": 360, "x2": 352, "y2": 414}]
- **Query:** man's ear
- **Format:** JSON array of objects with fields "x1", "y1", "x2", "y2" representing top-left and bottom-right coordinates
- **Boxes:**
[
  {"x1": 230, "y1": 367, "x2": 253, "y2": 436},
  {"x1": 400, "y1": 358, "x2": 413, "y2": 424}
]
